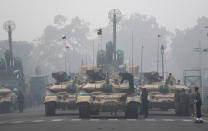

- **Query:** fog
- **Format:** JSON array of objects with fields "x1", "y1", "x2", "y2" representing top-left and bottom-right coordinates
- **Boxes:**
[
  {"x1": 1, "y1": 13, "x2": 208, "y2": 82},
  {"x1": 0, "y1": 0, "x2": 208, "y2": 82}
]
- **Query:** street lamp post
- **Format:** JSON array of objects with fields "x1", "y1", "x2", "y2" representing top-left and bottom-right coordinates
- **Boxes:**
[
  {"x1": 157, "y1": 34, "x2": 161, "y2": 73},
  {"x1": 131, "y1": 32, "x2": 134, "y2": 74},
  {"x1": 97, "y1": 28, "x2": 103, "y2": 69},
  {"x1": 92, "y1": 40, "x2": 95, "y2": 67},
  {"x1": 62, "y1": 35, "x2": 67, "y2": 74},
  {"x1": 193, "y1": 46, "x2": 208, "y2": 104}
]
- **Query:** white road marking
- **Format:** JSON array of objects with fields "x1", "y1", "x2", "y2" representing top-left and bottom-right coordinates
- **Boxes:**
[
  {"x1": 162, "y1": 119, "x2": 175, "y2": 122},
  {"x1": 0, "y1": 121, "x2": 7, "y2": 124},
  {"x1": 51, "y1": 119, "x2": 64, "y2": 122},
  {"x1": 126, "y1": 119, "x2": 137, "y2": 121},
  {"x1": 145, "y1": 118, "x2": 156, "y2": 121},
  {"x1": 182, "y1": 119, "x2": 193, "y2": 122},
  {"x1": 71, "y1": 118, "x2": 81, "y2": 121},
  {"x1": 108, "y1": 119, "x2": 118, "y2": 121},
  {"x1": 32, "y1": 120, "x2": 44, "y2": 123},
  {"x1": 203, "y1": 119, "x2": 208, "y2": 122},
  {"x1": 89, "y1": 119, "x2": 100, "y2": 121},
  {"x1": 11, "y1": 120, "x2": 24, "y2": 124}
]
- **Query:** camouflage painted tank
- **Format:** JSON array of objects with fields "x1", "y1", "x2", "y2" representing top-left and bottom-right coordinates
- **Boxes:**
[
  {"x1": 0, "y1": 83, "x2": 17, "y2": 113},
  {"x1": 77, "y1": 71, "x2": 141, "y2": 118},
  {"x1": 140, "y1": 72, "x2": 190, "y2": 112},
  {"x1": 44, "y1": 72, "x2": 80, "y2": 116}
]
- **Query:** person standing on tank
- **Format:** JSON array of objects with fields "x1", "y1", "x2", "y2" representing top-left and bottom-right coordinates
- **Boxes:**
[{"x1": 119, "y1": 72, "x2": 134, "y2": 93}]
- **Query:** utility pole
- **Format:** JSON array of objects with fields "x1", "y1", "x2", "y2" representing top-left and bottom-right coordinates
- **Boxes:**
[
  {"x1": 4, "y1": 21, "x2": 16, "y2": 76},
  {"x1": 131, "y1": 32, "x2": 134, "y2": 73},
  {"x1": 93, "y1": 40, "x2": 94, "y2": 67},
  {"x1": 85, "y1": 48, "x2": 88, "y2": 66},
  {"x1": 97, "y1": 28, "x2": 103, "y2": 69},
  {"x1": 62, "y1": 35, "x2": 67, "y2": 74},
  {"x1": 157, "y1": 34, "x2": 160, "y2": 73},
  {"x1": 161, "y1": 44, "x2": 165, "y2": 80},
  {"x1": 141, "y1": 40, "x2": 144, "y2": 73}
]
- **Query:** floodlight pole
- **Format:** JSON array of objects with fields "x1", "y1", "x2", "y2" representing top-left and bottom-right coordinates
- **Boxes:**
[
  {"x1": 4, "y1": 21, "x2": 16, "y2": 76},
  {"x1": 8, "y1": 26, "x2": 14, "y2": 74},
  {"x1": 108, "y1": 9, "x2": 121, "y2": 70},
  {"x1": 113, "y1": 13, "x2": 117, "y2": 65}
]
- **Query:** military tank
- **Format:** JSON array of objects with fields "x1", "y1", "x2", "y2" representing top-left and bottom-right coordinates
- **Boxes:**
[
  {"x1": 77, "y1": 70, "x2": 141, "y2": 118},
  {"x1": 0, "y1": 83, "x2": 17, "y2": 113},
  {"x1": 44, "y1": 72, "x2": 80, "y2": 116},
  {"x1": 140, "y1": 72, "x2": 190, "y2": 113}
]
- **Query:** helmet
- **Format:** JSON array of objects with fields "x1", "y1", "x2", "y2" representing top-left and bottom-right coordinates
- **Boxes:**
[{"x1": 13, "y1": 88, "x2": 19, "y2": 92}]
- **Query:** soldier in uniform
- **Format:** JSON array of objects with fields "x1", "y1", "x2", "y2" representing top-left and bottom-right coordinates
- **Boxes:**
[
  {"x1": 165, "y1": 73, "x2": 176, "y2": 86},
  {"x1": 141, "y1": 88, "x2": 148, "y2": 118},
  {"x1": 17, "y1": 91, "x2": 24, "y2": 113},
  {"x1": 194, "y1": 86, "x2": 203, "y2": 122}
]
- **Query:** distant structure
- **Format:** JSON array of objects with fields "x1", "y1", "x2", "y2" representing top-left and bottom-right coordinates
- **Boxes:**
[
  {"x1": 3, "y1": 20, "x2": 16, "y2": 76},
  {"x1": 108, "y1": 9, "x2": 122, "y2": 67}
]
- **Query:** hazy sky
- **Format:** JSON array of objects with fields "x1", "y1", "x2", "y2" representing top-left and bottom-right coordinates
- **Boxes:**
[{"x1": 0, "y1": 0, "x2": 208, "y2": 42}]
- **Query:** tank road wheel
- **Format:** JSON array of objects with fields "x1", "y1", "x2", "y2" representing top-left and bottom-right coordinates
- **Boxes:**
[
  {"x1": 126, "y1": 102, "x2": 138, "y2": 119},
  {"x1": 175, "y1": 102, "x2": 179, "y2": 116},
  {"x1": 1, "y1": 102, "x2": 11, "y2": 113},
  {"x1": 45, "y1": 102, "x2": 56, "y2": 116},
  {"x1": 79, "y1": 103, "x2": 90, "y2": 119}
]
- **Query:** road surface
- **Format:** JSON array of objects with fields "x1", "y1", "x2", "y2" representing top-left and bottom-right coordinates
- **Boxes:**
[{"x1": 0, "y1": 107, "x2": 207, "y2": 131}]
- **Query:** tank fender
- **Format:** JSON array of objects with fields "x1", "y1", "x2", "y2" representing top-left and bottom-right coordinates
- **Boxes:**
[
  {"x1": 44, "y1": 96, "x2": 57, "y2": 103},
  {"x1": 76, "y1": 94, "x2": 91, "y2": 104},
  {"x1": 126, "y1": 95, "x2": 141, "y2": 104}
]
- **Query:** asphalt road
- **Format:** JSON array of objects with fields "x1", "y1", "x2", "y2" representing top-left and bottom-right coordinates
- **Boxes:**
[{"x1": 0, "y1": 107, "x2": 207, "y2": 131}]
